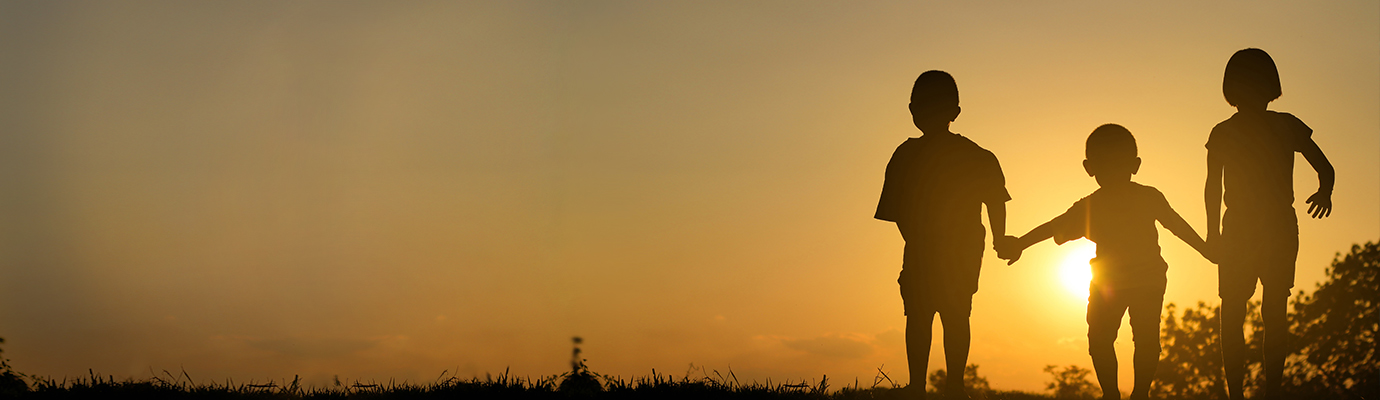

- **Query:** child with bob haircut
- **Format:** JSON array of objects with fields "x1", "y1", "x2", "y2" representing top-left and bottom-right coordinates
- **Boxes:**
[
  {"x1": 1206, "y1": 48, "x2": 1334, "y2": 400},
  {"x1": 998, "y1": 124, "x2": 1213, "y2": 400}
]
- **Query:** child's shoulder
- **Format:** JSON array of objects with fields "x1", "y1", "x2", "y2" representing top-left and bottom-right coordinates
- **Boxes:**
[
  {"x1": 951, "y1": 134, "x2": 1000, "y2": 160},
  {"x1": 888, "y1": 136, "x2": 925, "y2": 157},
  {"x1": 1124, "y1": 182, "x2": 1168, "y2": 199},
  {"x1": 1091, "y1": 182, "x2": 1167, "y2": 204},
  {"x1": 1210, "y1": 110, "x2": 1312, "y2": 147},
  {"x1": 1266, "y1": 110, "x2": 1304, "y2": 122},
  {"x1": 1214, "y1": 110, "x2": 1306, "y2": 129},
  {"x1": 892, "y1": 134, "x2": 994, "y2": 157}
]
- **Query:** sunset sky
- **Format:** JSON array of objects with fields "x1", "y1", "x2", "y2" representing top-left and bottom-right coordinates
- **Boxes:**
[{"x1": 0, "y1": 1, "x2": 1375, "y2": 393}]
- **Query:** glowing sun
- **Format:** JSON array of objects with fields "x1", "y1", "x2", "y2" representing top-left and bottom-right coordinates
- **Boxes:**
[{"x1": 1059, "y1": 242, "x2": 1096, "y2": 300}]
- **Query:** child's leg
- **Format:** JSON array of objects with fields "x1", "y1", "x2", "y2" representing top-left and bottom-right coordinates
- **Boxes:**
[
  {"x1": 1258, "y1": 242, "x2": 1298, "y2": 398},
  {"x1": 937, "y1": 301, "x2": 972, "y2": 397},
  {"x1": 1218, "y1": 255, "x2": 1258, "y2": 400},
  {"x1": 1219, "y1": 297, "x2": 1248, "y2": 400},
  {"x1": 1126, "y1": 289, "x2": 1164, "y2": 399},
  {"x1": 1261, "y1": 287, "x2": 1291, "y2": 397},
  {"x1": 1087, "y1": 287, "x2": 1125, "y2": 400},
  {"x1": 906, "y1": 311, "x2": 937, "y2": 398}
]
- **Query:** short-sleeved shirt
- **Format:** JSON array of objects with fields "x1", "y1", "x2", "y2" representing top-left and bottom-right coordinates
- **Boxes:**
[
  {"x1": 1206, "y1": 111, "x2": 1313, "y2": 222},
  {"x1": 1050, "y1": 183, "x2": 1172, "y2": 290},
  {"x1": 875, "y1": 133, "x2": 1009, "y2": 295},
  {"x1": 1207, "y1": 111, "x2": 1311, "y2": 287}
]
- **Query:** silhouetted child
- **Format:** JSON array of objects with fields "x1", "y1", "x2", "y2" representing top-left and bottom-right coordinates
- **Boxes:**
[
  {"x1": 1206, "y1": 48, "x2": 1334, "y2": 400},
  {"x1": 875, "y1": 70, "x2": 1009, "y2": 400},
  {"x1": 997, "y1": 125, "x2": 1212, "y2": 400}
]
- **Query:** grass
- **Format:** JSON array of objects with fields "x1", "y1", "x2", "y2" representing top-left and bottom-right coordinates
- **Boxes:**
[{"x1": 10, "y1": 367, "x2": 1067, "y2": 400}]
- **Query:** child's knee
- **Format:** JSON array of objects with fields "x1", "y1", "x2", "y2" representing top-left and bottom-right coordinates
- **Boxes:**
[
  {"x1": 1128, "y1": 314, "x2": 1160, "y2": 340},
  {"x1": 1087, "y1": 328, "x2": 1117, "y2": 349}
]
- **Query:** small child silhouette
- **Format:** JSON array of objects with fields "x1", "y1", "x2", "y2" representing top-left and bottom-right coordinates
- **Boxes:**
[
  {"x1": 1205, "y1": 48, "x2": 1335, "y2": 400},
  {"x1": 997, "y1": 125, "x2": 1213, "y2": 400},
  {"x1": 875, "y1": 70, "x2": 1010, "y2": 400}
]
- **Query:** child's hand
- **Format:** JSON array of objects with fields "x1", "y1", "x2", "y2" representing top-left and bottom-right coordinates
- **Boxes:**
[
  {"x1": 1305, "y1": 190, "x2": 1332, "y2": 219},
  {"x1": 994, "y1": 235, "x2": 1023, "y2": 265},
  {"x1": 1002, "y1": 249, "x2": 1023, "y2": 265}
]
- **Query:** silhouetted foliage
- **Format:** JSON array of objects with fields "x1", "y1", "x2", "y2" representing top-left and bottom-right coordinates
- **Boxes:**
[
  {"x1": 559, "y1": 336, "x2": 603, "y2": 395},
  {"x1": 4, "y1": 367, "x2": 1070, "y2": 399},
  {"x1": 0, "y1": 338, "x2": 27, "y2": 396},
  {"x1": 1154, "y1": 301, "x2": 1228, "y2": 399},
  {"x1": 928, "y1": 364, "x2": 992, "y2": 398},
  {"x1": 1285, "y1": 242, "x2": 1378, "y2": 399},
  {"x1": 1041, "y1": 365, "x2": 1097, "y2": 400}
]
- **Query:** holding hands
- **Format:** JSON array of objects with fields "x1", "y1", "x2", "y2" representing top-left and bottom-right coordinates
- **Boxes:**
[{"x1": 994, "y1": 235, "x2": 1023, "y2": 265}]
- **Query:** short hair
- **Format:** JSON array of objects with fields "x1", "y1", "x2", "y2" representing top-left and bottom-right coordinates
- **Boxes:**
[
  {"x1": 911, "y1": 70, "x2": 959, "y2": 108},
  {"x1": 1086, "y1": 124, "x2": 1137, "y2": 161},
  {"x1": 1223, "y1": 48, "x2": 1282, "y2": 106}
]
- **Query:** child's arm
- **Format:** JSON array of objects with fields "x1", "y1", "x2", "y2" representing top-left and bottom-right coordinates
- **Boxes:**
[
  {"x1": 986, "y1": 200, "x2": 1006, "y2": 243},
  {"x1": 1299, "y1": 138, "x2": 1334, "y2": 219},
  {"x1": 1000, "y1": 220, "x2": 1057, "y2": 265},
  {"x1": 1205, "y1": 151, "x2": 1223, "y2": 247},
  {"x1": 1158, "y1": 203, "x2": 1214, "y2": 263}
]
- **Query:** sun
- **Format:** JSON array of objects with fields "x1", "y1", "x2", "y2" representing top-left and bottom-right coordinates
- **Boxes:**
[{"x1": 1059, "y1": 242, "x2": 1097, "y2": 301}]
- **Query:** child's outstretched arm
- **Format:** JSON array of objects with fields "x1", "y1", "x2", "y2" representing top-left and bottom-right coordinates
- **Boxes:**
[
  {"x1": 1000, "y1": 220, "x2": 1057, "y2": 265},
  {"x1": 1299, "y1": 138, "x2": 1334, "y2": 219},
  {"x1": 1158, "y1": 203, "x2": 1214, "y2": 263}
]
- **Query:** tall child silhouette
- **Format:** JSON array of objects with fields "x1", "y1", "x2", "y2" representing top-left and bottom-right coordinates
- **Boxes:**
[
  {"x1": 997, "y1": 125, "x2": 1213, "y2": 400},
  {"x1": 875, "y1": 70, "x2": 1009, "y2": 400},
  {"x1": 1206, "y1": 48, "x2": 1334, "y2": 400}
]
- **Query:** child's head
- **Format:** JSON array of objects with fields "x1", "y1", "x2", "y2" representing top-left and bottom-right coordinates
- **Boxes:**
[
  {"x1": 909, "y1": 70, "x2": 961, "y2": 131},
  {"x1": 1083, "y1": 124, "x2": 1141, "y2": 186},
  {"x1": 1223, "y1": 48, "x2": 1282, "y2": 108}
]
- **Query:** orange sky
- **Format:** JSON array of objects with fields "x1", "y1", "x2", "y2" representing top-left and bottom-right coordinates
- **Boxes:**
[{"x1": 0, "y1": 1, "x2": 1375, "y2": 393}]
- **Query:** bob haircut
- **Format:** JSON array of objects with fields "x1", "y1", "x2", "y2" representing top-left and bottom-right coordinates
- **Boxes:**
[{"x1": 1223, "y1": 48, "x2": 1282, "y2": 106}]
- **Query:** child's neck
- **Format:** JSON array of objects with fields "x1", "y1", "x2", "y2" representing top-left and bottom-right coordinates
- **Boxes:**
[
  {"x1": 1235, "y1": 102, "x2": 1269, "y2": 114},
  {"x1": 917, "y1": 125, "x2": 954, "y2": 136},
  {"x1": 1095, "y1": 176, "x2": 1135, "y2": 189}
]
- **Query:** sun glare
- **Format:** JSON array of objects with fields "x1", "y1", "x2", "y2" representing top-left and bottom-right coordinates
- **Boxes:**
[{"x1": 1059, "y1": 242, "x2": 1097, "y2": 301}]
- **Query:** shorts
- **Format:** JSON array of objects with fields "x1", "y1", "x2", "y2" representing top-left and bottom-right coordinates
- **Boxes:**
[
  {"x1": 1086, "y1": 282, "x2": 1164, "y2": 350},
  {"x1": 899, "y1": 268, "x2": 975, "y2": 317},
  {"x1": 1218, "y1": 210, "x2": 1299, "y2": 301}
]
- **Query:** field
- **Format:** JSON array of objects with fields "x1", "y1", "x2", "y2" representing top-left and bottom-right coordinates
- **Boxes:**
[
  {"x1": 2, "y1": 243, "x2": 1373, "y2": 399},
  {"x1": 4, "y1": 368, "x2": 1066, "y2": 400}
]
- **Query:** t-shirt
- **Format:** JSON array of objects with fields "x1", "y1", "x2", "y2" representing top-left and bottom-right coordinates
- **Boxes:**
[
  {"x1": 1050, "y1": 182, "x2": 1173, "y2": 290},
  {"x1": 1206, "y1": 111, "x2": 1313, "y2": 221},
  {"x1": 875, "y1": 133, "x2": 1009, "y2": 289}
]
